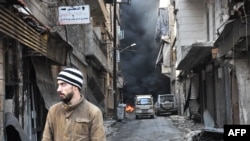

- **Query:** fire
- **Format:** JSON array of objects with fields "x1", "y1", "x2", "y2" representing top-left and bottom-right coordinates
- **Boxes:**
[{"x1": 125, "y1": 104, "x2": 135, "y2": 113}]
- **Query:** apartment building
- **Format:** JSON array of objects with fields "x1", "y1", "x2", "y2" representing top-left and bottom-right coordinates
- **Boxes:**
[
  {"x1": 0, "y1": 0, "x2": 119, "y2": 140},
  {"x1": 158, "y1": 0, "x2": 250, "y2": 132}
]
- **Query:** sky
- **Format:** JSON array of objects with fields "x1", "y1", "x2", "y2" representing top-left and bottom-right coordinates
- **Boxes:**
[{"x1": 119, "y1": 0, "x2": 170, "y2": 103}]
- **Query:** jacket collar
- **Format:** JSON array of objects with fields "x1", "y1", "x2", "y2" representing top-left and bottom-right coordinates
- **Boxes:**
[{"x1": 62, "y1": 95, "x2": 84, "y2": 111}]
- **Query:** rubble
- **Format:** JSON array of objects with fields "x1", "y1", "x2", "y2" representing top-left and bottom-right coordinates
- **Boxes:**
[
  {"x1": 169, "y1": 115, "x2": 224, "y2": 141},
  {"x1": 170, "y1": 115, "x2": 204, "y2": 134},
  {"x1": 105, "y1": 114, "x2": 224, "y2": 140},
  {"x1": 104, "y1": 118, "x2": 117, "y2": 137}
]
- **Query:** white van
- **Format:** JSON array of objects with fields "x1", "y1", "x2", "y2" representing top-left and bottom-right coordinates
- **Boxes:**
[{"x1": 134, "y1": 95, "x2": 154, "y2": 119}]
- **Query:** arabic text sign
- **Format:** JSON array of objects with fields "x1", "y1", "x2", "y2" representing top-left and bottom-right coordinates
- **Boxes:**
[{"x1": 58, "y1": 5, "x2": 90, "y2": 25}]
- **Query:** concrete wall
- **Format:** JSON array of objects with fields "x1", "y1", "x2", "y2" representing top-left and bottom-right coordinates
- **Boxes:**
[
  {"x1": 0, "y1": 39, "x2": 4, "y2": 141},
  {"x1": 175, "y1": 0, "x2": 207, "y2": 68},
  {"x1": 235, "y1": 59, "x2": 250, "y2": 124},
  {"x1": 25, "y1": 0, "x2": 89, "y2": 66},
  {"x1": 176, "y1": 0, "x2": 206, "y2": 46},
  {"x1": 207, "y1": 0, "x2": 229, "y2": 42},
  {"x1": 214, "y1": 0, "x2": 230, "y2": 33}
]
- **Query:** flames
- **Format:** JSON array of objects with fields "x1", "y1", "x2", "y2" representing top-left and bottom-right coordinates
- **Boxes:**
[{"x1": 125, "y1": 104, "x2": 135, "y2": 113}]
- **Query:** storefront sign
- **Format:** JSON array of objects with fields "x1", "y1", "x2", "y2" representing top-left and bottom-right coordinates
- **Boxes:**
[{"x1": 58, "y1": 5, "x2": 90, "y2": 25}]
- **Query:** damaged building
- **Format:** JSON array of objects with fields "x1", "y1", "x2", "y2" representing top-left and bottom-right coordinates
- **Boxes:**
[
  {"x1": 156, "y1": 0, "x2": 250, "y2": 140},
  {"x1": 0, "y1": 0, "x2": 121, "y2": 140}
]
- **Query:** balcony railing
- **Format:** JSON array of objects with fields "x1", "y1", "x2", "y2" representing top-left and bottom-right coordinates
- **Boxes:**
[
  {"x1": 85, "y1": 30, "x2": 107, "y2": 71},
  {"x1": 84, "y1": 0, "x2": 109, "y2": 26}
]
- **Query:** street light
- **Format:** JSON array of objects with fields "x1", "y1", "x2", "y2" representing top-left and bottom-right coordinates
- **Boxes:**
[
  {"x1": 120, "y1": 43, "x2": 136, "y2": 53},
  {"x1": 113, "y1": 0, "x2": 132, "y2": 120},
  {"x1": 117, "y1": 43, "x2": 136, "y2": 62}
]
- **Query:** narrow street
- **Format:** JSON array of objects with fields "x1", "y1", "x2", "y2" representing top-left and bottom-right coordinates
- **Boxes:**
[
  {"x1": 106, "y1": 111, "x2": 225, "y2": 141},
  {"x1": 1, "y1": 1, "x2": 250, "y2": 140},
  {"x1": 107, "y1": 112, "x2": 223, "y2": 141},
  {"x1": 107, "y1": 112, "x2": 185, "y2": 141}
]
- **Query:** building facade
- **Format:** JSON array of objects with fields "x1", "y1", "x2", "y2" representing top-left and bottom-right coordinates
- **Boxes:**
[
  {"x1": 0, "y1": 0, "x2": 120, "y2": 140},
  {"x1": 158, "y1": 0, "x2": 250, "y2": 133}
]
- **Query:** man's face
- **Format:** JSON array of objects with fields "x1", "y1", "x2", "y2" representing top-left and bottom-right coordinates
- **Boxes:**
[{"x1": 57, "y1": 80, "x2": 74, "y2": 103}]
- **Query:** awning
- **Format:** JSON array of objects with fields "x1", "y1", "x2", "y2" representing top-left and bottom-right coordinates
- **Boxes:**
[
  {"x1": 214, "y1": 17, "x2": 250, "y2": 57},
  {"x1": 47, "y1": 32, "x2": 72, "y2": 65},
  {"x1": 176, "y1": 42, "x2": 213, "y2": 71},
  {"x1": 0, "y1": 6, "x2": 72, "y2": 65},
  {"x1": 0, "y1": 6, "x2": 47, "y2": 55},
  {"x1": 31, "y1": 57, "x2": 59, "y2": 109}
]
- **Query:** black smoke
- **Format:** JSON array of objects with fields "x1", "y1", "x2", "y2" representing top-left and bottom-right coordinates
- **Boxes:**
[{"x1": 120, "y1": 0, "x2": 170, "y2": 103}]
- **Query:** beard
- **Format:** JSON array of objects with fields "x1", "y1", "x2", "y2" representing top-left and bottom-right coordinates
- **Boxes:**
[{"x1": 60, "y1": 91, "x2": 73, "y2": 103}]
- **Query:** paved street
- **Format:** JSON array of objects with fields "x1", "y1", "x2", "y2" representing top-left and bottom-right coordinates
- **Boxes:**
[
  {"x1": 105, "y1": 112, "x2": 226, "y2": 141},
  {"x1": 104, "y1": 112, "x2": 205, "y2": 141}
]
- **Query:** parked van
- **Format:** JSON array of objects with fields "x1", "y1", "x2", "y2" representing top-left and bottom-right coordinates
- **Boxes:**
[
  {"x1": 134, "y1": 94, "x2": 154, "y2": 119},
  {"x1": 154, "y1": 94, "x2": 178, "y2": 115}
]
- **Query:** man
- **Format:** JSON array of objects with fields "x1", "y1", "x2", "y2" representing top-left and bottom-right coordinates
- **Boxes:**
[{"x1": 42, "y1": 67, "x2": 106, "y2": 141}]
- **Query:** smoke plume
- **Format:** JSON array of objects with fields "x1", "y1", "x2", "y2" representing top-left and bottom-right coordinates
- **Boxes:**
[{"x1": 120, "y1": 0, "x2": 170, "y2": 103}]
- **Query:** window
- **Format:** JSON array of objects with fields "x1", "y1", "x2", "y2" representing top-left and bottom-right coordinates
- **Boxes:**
[{"x1": 137, "y1": 98, "x2": 152, "y2": 105}]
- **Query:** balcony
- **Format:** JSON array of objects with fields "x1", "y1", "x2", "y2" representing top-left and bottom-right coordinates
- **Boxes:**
[
  {"x1": 85, "y1": 31, "x2": 107, "y2": 71},
  {"x1": 84, "y1": 0, "x2": 109, "y2": 26}
]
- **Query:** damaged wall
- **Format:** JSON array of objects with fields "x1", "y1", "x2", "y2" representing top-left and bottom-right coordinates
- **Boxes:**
[
  {"x1": 234, "y1": 59, "x2": 250, "y2": 124},
  {"x1": 0, "y1": 39, "x2": 4, "y2": 141}
]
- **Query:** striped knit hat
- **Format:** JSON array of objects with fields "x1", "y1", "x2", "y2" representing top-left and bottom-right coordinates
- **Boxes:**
[{"x1": 57, "y1": 68, "x2": 83, "y2": 89}]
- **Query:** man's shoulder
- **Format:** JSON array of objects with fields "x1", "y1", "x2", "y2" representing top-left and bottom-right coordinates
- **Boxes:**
[
  {"x1": 49, "y1": 102, "x2": 63, "y2": 111},
  {"x1": 83, "y1": 100, "x2": 101, "y2": 112}
]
